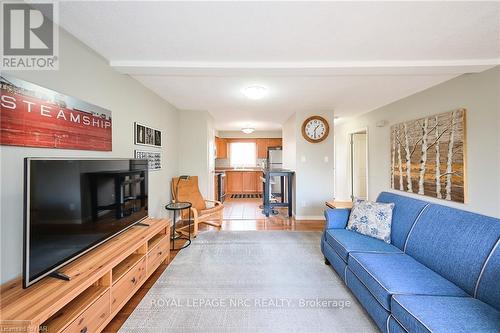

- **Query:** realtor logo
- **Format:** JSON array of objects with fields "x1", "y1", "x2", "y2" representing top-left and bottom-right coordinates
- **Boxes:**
[{"x1": 1, "y1": 1, "x2": 59, "y2": 70}]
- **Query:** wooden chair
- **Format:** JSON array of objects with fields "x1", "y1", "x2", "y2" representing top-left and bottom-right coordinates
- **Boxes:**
[{"x1": 171, "y1": 176, "x2": 223, "y2": 237}]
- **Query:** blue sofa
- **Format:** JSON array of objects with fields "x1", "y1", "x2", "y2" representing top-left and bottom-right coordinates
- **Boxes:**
[{"x1": 321, "y1": 192, "x2": 500, "y2": 333}]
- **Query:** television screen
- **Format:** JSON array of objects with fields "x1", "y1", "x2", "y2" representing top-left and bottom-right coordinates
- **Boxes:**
[{"x1": 24, "y1": 158, "x2": 148, "y2": 288}]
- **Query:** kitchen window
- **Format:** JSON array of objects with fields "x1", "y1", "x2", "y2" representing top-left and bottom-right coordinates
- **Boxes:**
[{"x1": 230, "y1": 142, "x2": 257, "y2": 168}]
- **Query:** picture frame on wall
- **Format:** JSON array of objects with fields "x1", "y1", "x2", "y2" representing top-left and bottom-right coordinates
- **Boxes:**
[
  {"x1": 134, "y1": 122, "x2": 162, "y2": 147},
  {"x1": 135, "y1": 150, "x2": 162, "y2": 171},
  {"x1": 1, "y1": 74, "x2": 113, "y2": 151},
  {"x1": 154, "y1": 130, "x2": 162, "y2": 146},
  {"x1": 390, "y1": 108, "x2": 466, "y2": 203},
  {"x1": 135, "y1": 123, "x2": 146, "y2": 145}
]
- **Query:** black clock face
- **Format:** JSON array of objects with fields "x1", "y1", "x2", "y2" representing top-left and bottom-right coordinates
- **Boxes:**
[{"x1": 305, "y1": 119, "x2": 327, "y2": 140}]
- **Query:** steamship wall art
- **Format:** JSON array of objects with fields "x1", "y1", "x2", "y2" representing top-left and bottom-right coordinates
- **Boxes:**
[
  {"x1": 390, "y1": 109, "x2": 466, "y2": 203},
  {"x1": 0, "y1": 74, "x2": 112, "y2": 151}
]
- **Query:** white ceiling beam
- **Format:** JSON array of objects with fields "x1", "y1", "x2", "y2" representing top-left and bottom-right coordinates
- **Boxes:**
[{"x1": 111, "y1": 59, "x2": 500, "y2": 76}]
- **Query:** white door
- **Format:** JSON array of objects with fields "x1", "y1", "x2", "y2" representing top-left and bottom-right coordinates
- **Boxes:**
[{"x1": 351, "y1": 132, "x2": 367, "y2": 200}]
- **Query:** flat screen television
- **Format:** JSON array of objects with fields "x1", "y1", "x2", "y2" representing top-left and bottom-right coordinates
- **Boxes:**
[{"x1": 23, "y1": 158, "x2": 149, "y2": 288}]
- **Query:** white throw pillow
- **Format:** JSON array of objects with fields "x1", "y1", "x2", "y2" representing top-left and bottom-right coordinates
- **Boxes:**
[{"x1": 346, "y1": 200, "x2": 394, "y2": 243}]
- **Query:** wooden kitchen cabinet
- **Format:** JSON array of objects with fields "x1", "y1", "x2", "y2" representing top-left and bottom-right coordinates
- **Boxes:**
[
  {"x1": 256, "y1": 172, "x2": 263, "y2": 193},
  {"x1": 226, "y1": 171, "x2": 243, "y2": 193},
  {"x1": 256, "y1": 139, "x2": 268, "y2": 159},
  {"x1": 268, "y1": 138, "x2": 282, "y2": 148},
  {"x1": 215, "y1": 137, "x2": 228, "y2": 159},
  {"x1": 226, "y1": 171, "x2": 263, "y2": 193},
  {"x1": 242, "y1": 172, "x2": 257, "y2": 193},
  {"x1": 256, "y1": 138, "x2": 282, "y2": 159}
]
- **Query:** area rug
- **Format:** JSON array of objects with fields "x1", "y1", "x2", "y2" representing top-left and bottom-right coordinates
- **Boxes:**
[
  {"x1": 118, "y1": 231, "x2": 378, "y2": 333},
  {"x1": 230, "y1": 193, "x2": 263, "y2": 199}
]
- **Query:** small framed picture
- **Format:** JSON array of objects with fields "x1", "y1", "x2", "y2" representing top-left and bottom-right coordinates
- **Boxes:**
[
  {"x1": 134, "y1": 122, "x2": 162, "y2": 147},
  {"x1": 145, "y1": 127, "x2": 154, "y2": 145},
  {"x1": 135, "y1": 150, "x2": 162, "y2": 171},
  {"x1": 154, "y1": 130, "x2": 162, "y2": 147},
  {"x1": 135, "y1": 124, "x2": 146, "y2": 145}
]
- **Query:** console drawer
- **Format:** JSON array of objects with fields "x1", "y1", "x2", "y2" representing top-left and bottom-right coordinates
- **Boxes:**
[
  {"x1": 147, "y1": 236, "x2": 169, "y2": 274},
  {"x1": 111, "y1": 256, "x2": 146, "y2": 312},
  {"x1": 62, "y1": 290, "x2": 110, "y2": 333}
]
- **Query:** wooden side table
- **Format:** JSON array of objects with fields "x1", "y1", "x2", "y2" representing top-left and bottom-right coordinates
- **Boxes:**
[{"x1": 325, "y1": 200, "x2": 353, "y2": 209}]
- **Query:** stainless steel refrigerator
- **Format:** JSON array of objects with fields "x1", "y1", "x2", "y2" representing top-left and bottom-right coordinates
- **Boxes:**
[
  {"x1": 267, "y1": 147, "x2": 282, "y2": 168},
  {"x1": 267, "y1": 147, "x2": 282, "y2": 195}
]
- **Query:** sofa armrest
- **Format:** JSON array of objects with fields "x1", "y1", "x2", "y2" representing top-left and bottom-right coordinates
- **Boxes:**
[{"x1": 324, "y1": 208, "x2": 351, "y2": 230}]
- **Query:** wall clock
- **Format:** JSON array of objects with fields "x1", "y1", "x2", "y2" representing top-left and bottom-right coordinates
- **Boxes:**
[{"x1": 301, "y1": 116, "x2": 330, "y2": 143}]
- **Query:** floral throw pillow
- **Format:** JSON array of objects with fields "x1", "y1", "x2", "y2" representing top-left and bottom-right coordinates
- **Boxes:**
[{"x1": 346, "y1": 200, "x2": 394, "y2": 243}]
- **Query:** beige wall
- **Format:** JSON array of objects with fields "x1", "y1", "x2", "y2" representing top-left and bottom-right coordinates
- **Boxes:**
[
  {"x1": 0, "y1": 29, "x2": 180, "y2": 283},
  {"x1": 335, "y1": 66, "x2": 500, "y2": 218},
  {"x1": 351, "y1": 132, "x2": 368, "y2": 200},
  {"x1": 282, "y1": 114, "x2": 297, "y2": 171},
  {"x1": 295, "y1": 111, "x2": 335, "y2": 219},
  {"x1": 282, "y1": 111, "x2": 335, "y2": 219},
  {"x1": 282, "y1": 114, "x2": 297, "y2": 213},
  {"x1": 178, "y1": 110, "x2": 216, "y2": 199}
]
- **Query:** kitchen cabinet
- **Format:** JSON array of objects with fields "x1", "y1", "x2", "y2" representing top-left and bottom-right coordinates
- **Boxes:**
[
  {"x1": 256, "y1": 139, "x2": 268, "y2": 159},
  {"x1": 226, "y1": 171, "x2": 243, "y2": 193},
  {"x1": 215, "y1": 137, "x2": 228, "y2": 159},
  {"x1": 256, "y1": 138, "x2": 282, "y2": 159},
  {"x1": 256, "y1": 173, "x2": 264, "y2": 192},
  {"x1": 226, "y1": 171, "x2": 262, "y2": 193},
  {"x1": 242, "y1": 172, "x2": 257, "y2": 193},
  {"x1": 267, "y1": 138, "x2": 282, "y2": 148}
]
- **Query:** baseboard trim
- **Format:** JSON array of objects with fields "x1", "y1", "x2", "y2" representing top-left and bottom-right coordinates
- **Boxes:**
[{"x1": 294, "y1": 215, "x2": 325, "y2": 221}]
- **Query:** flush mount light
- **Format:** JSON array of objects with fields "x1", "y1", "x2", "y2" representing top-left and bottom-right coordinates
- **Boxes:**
[
  {"x1": 241, "y1": 127, "x2": 255, "y2": 134},
  {"x1": 242, "y1": 85, "x2": 267, "y2": 100}
]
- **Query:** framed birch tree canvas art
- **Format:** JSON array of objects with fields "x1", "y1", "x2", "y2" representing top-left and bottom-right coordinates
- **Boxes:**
[{"x1": 390, "y1": 108, "x2": 466, "y2": 203}]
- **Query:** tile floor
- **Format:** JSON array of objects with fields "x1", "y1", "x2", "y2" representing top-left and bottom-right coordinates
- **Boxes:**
[{"x1": 222, "y1": 197, "x2": 290, "y2": 220}]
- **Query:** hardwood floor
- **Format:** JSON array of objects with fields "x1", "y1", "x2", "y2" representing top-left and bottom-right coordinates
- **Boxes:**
[{"x1": 102, "y1": 199, "x2": 325, "y2": 332}]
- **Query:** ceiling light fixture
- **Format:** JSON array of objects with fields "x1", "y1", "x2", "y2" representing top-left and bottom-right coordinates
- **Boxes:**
[
  {"x1": 241, "y1": 127, "x2": 255, "y2": 134},
  {"x1": 243, "y1": 85, "x2": 267, "y2": 100}
]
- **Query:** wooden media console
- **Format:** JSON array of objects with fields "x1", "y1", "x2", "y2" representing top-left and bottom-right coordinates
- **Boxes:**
[{"x1": 0, "y1": 218, "x2": 170, "y2": 333}]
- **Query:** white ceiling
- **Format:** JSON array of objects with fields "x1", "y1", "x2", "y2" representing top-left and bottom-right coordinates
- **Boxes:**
[{"x1": 59, "y1": 1, "x2": 500, "y2": 130}]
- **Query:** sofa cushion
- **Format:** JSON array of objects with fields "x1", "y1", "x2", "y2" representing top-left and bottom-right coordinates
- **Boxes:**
[
  {"x1": 347, "y1": 200, "x2": 394, "y2": 243},
  {"x1": 376, "y1": 192, "x2": 429, "y2": 250},
  {"x1": 348, "y1": 252, "x2": 468, "y2": 311},
  {"x1": 325, "y1": 229, "x2": 401, "y2": 263},
  {"x1": 392, "y1": 295, "x2": 500, "y2": 333},
  {"x1": 405, "y1": 204, "x2": 500, "y2": 296},
  {"x1": 388, "y1": 315, "x2": 407, "y2": 333}
]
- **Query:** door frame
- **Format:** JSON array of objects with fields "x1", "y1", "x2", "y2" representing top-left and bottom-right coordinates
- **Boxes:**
[{"x1": 348, "y1": 127, "x2": 369, "y2": 201}]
